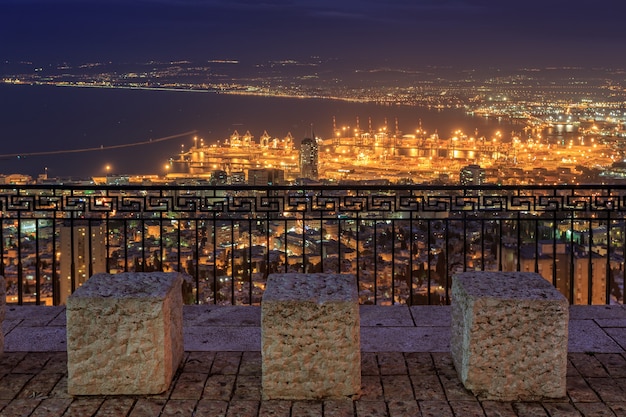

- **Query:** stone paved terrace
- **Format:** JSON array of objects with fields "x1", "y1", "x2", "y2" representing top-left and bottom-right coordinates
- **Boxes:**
[{"x1": 1, "y1": 305, "x2": 626, "y2": 416}]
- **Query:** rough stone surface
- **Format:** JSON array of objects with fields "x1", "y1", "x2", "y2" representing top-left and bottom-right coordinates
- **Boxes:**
[
  {"x1": 66, "y1": 272, "x2": 184, "y2": 395},
  {"x1": 0, "y1": 275, "x2": 5, "y2": 355},
  {"x1": 261, "y1": 273, "x2": 360, "y2": 400},
  {"x1": 450, "y1": 271, "x2": 569, "y2": 401}
]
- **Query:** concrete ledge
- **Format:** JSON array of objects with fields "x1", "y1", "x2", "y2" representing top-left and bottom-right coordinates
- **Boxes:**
[
  {"x1": 261, "y1": 273, "x2": 361, "y2": 400},
  {"x1": 451, "y1": 271, "x2": 569, "y2": 401},
  {"x1": 66, "y1": 272, "x2": 184, "y2": 395}
]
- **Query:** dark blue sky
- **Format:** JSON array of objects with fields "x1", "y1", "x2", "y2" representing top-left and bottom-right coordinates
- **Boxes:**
[{"x1": 1, "y1": 0, "x2": 625, "y2": 68}]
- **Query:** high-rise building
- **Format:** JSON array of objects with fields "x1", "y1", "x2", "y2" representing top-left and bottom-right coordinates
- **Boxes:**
[
  {"x1": 248, "y1": 168, "x2": 285, "y2": 186},
  {"x1": 460, "y1": 164, "x2": 485, "y2": 186},
  {"x1": 300, "y1": 137, "x2": 318, "y2": 180},
  {"x1": 59, "y1": 220, "x2": 106, "y2": 304}
]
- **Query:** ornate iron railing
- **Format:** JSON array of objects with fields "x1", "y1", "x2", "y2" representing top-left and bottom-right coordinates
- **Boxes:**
[{"x1": 1, "y1": 184, "x2": 624, "y2": 306}]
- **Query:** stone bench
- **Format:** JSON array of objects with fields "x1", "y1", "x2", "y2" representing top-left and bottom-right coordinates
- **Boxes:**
[
  {"x1": 0, "y1": 275, "x2": 4, "y2": 355},
  {"x1": 66, "y1": 272, "x2": 184, "y2": 395},
  {"x1": 451, "y1": 271, "x2": 569, "y2": 401},
  {"x1": 261, "y1": 273, "x2": 361, "y2": 400}
]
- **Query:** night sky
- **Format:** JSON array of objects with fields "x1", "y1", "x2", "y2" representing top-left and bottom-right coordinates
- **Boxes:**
[{"x1": 2, "y1": 0, "x2": 626, "y2": 68}]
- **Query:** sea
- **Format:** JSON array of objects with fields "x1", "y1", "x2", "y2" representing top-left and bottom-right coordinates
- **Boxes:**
[{"x1": 0, "y1": 84, "x2": 518, "y2": 178}]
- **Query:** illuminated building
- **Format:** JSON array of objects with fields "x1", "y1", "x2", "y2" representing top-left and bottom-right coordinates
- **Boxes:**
[
  {"x1": 300, "y1": 137, "x2": 319, "y2": 180},
  {"x1": 248, "y1": 168, "x2": 285, "y2": 186},
  {"x1": 460, "y1": 164, "x2": 486, "y2": 186},
  {"x1": 59, "y1": 221, "x2": 106, "y2": 305}
]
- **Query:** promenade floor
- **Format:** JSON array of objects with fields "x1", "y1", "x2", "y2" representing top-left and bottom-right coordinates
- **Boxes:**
[{"x1": 2, "y1": 305, "x2": 626, "y2": 416}]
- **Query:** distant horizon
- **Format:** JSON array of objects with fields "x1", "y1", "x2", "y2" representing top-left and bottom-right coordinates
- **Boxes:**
[{"x1": 2, "y1": 0, "x2": 626, "y2": 69}]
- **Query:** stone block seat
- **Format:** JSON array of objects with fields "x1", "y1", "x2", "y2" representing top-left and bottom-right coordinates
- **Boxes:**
[
  {"x1": 261, "y1": 273, "x2": 361, "y2": 400},
  {"x1": 451, "y1": 271, "x2": 569, "y2": 401},
  {"x1": 66, "y1": 272, "x2": 185, "y2": 396}
]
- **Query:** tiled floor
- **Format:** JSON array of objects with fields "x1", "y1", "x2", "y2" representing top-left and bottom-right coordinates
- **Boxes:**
[{"x1": 1, "y1": 305, "x2": 626, "y2": 416}]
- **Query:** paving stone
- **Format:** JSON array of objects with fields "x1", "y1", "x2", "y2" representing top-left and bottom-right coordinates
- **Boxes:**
[
  {"x1": 360, "y1": 376, "x2": 384, "y2": 401},
  {"x1": 574, "y1": 402, "x2": 619, "y2": 416},
  {"x1": 448, "y1": 400, "x2": 485, "y2": 416},
  {"x1": 361, "y1": 305, "x2": 413, "y2": 327},
  {"x1": 17, "y1": 372, "x2": 64, "y2": 399},
  {"x1": 160, "y1": 399, "x2": 197, "y2": 417},
  {"x1": 409, "y1": 305, "x2": 451, "y2": 327},
  {"x1": 481, "y1": 400, "x2": 517, "y2": 417},
  {"x1": 30, "y1": 398, "x2": 72, "y2": 417},
  {"x1": 594, "y1": 354, "x2": 626, "y2": 378},
  {"x1": 93, "y1": 398, "x2": 135, "y2": 417},
  {"x1": 169, "y1": 371, "x2": 207, "y2": 400},
  {"x1": 3, "y1": 326, "x2": 67, "y2": 352},
  {"x1": 511, "y1": 402, "x2": 549, "y2": 416},
  {"x1": 418, "y1": 400, "x2": 454, "y2": 417},
  {"x1": 361, "y1": 353, "x2": 379, "y2": 376},
  {"x1": 595, "y1": 319, "x2": 626, "y2": 328},
  {"x1": 430, "y1": 353, "x2": 457, "y2": 378},
  {"x1": 439, "y1": 373, "x2": 475, "y2": 401},
  {"x1": 225, "y1": 400, "x2": 259, "y2": 417},
  {"x1": 127, "y1": 399, "x2": 166, "y2": 417},
  {"x1": 569, "y1": 321, "x2": 623, "y2": 353},
  {"x1": 585, "y1": 378, "x2": 626, "y2": 402},
  {"x1": 233, "y1": 375, "x2": 261, "y2": 401},
  {"x1": 292, "y1": 400, "x2": 323, "y2": 417},
  {"x1": 569, "y1": 354, "x2": 610, "y2": 378},
  {"x1": 12, "y1": 352, "x2": 54, "y2": 374},
  {"x1": 185, "y1": 326, "x2": 261, "y2": 351},
  {"x1": 387, "y1": 400, "x2": 421, "y2": 417},
  {"x1": 381, "y1": 375, "x2": 414, "y2": 401},
  {"x1": 568, "y1": 359, "x2": 582, "y2": 377},
  {"x1": 0, "y1": 374, "x2": 33, "y2": 400},
  {"x1": 258, "y1": 400, "x2": 291, "y2": 417},
  {"x1": 361, "y1": 326, "x2": 449, "y2": 353},
  {"x1": 182, "y1": 305, "x2": 214, "y2": 326},
  {"x1": 354, "y1": 401, "x2": 387, "y2": 417},
  {"x1": 323, "y1": 400, "x2": 354, "y2": 417},
  {"x1": 203, "y1": 374, "x2": 236, "y2": 401},
  {"x1": 569, "y1": 306, "x2": 626, "y2": 320},
  {"x1": 182, "y1": 351, "x2": 215, "y2": 373},
  {"x1": 0, "y1": 353, "x2": 27, "y2": 373},
  {"x1": 48, "y1": 376, "x2": 70, "y2": 399},
  {"x1": 377, "y1": 352, "x2": 407, "y2": 376},
  {"x1": 204, "y1": 305, "x2": 261, "y2": 327},
  {"x1": 4, "y1": 306, "x2": 65, "y2": 326},
  {"x1": 404, "y1": 353, "x2": 436, "y2": 375},
  {"x1": 61, "y1": 398, "x2": 103, "y2": 417},
  {"x1": 212, "y1": 351, "x2": 242, "y2": 375},
  {"x1": 604, "y1": 328, "x2": 626, "y2": 352},
  {"x1": 617, "y1": 379, "x2": 626, "y2": 395},
  {"x1": 195, "y1": 400, "x2": 228, "y2": 417},
  {"x1": 2, "y1": 319, "x2": 21, "y2": 336},
  {"x1": 607, "y1": 402, "x2": 626, "y2": 417},
  {"x1": 40, "y1": 353, "x2": 67, "y2": 374},
  {"x1": 566, "y1": 376, "x2": 600, "y2": 403},
  {"x1": 240, "y1": 351, "x2": 262, "y2": 376},
  {"x1": 0, "y1": 398, "x2": 42, "y2": 417},
  {"x1": 542, "y1": 402, "x2": 583, "y2": 416},
  {"x1": 409, "y1": 375, "x2": 446, "y2": 401}
]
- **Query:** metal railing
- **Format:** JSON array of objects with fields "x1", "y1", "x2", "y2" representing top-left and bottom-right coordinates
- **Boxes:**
[{"x1": 1, "y1": 184, "x2": 624, "y2": 306}]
